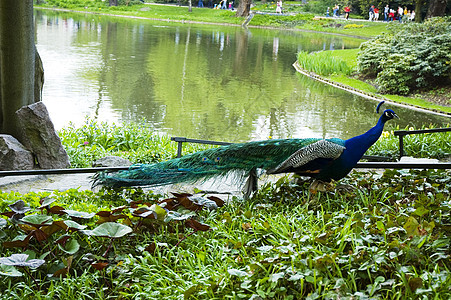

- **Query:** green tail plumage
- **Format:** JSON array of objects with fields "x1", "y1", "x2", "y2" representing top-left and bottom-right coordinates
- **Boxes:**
[{"x1": 93, "y1": 138, "x2": 324, "y2": 188}]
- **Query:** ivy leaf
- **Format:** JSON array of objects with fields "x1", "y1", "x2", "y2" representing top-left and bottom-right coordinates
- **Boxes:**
[
  {"x1": 413, "y1": 206, "x2": 429, "y2": 217},
  {"x1": 82, "y1": 222, "x2": 132, "y2": 238},
  {"x1": 8, "y1": 200, "x2": 31, "y2": 214},
  {"x1": 0, "y1": 254, "x2": 45, "y2": 269},
  {"x1": 63, "y1": 220, "x2": 87, "y2": 230},
  {"x1": 0, "y1": 218, "x2": 6, "y2": 229},
  {"x1": 21, "y1": 215, "x2": 53, "y2": 227},
  {"x1": 403, "y1": 216, "x2": 420, "y2": 236},
  {"x1": 228, "y1": 268, "x2": 249, "y2": 278},
  {"x1": 58, "y1": 239, "x2": 80, "y2": 255},
  {"x1": 185, "y1": 219, "x2": 210, "y2": 231},
  {"x1": 63, "y1": 210, "x2": 96, "y2": 220},
  {"x1": 39, "y1": 197, "x2": 56, "y2": 208},
  {"x1": 0, "y1": 264, "x2": 23, "y2": 277},
  {"x1": 269, "y1": 272, "x2": 285, "y2": 282}
]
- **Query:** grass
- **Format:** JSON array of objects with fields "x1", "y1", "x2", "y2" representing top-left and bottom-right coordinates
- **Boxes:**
[
  {"x1": 297, "y1": 49, "x2": 358, "y2": 76},
  {"x1": 58, "y1": 119, "x2": 213, "y2": 168},
  {"x1": 1, "y1": 121, "x2": 450, "y2": 298},
  {"x1": 0, "y1": 169, "x2": 450, "y2": 299},
  {"x1": 35, "y1": 2, "x2": 389, "y2": 38}
]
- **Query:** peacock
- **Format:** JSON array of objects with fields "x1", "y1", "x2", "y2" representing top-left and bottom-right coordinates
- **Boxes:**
[{"x1": 93, "y1": 102, "x2": 398, "y2": 194}]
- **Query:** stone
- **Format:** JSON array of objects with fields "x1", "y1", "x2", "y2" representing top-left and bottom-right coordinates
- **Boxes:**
[
  {"x1": 16, "y1": 102, "x2": 71, "y2": 169},
  {"x1": 92, "y1": 156, "x2": 132, "y2": 167},
  {"x1": 0, "y1": 135, "x2": 34, "y2": 170}
]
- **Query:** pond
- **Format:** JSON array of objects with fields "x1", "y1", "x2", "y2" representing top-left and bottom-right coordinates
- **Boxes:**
[{"x1": 35, "y1": 9, "x2": 450, "y2": 143}]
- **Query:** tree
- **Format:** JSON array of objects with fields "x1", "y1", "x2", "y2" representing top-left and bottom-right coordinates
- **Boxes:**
[
  {"x1": 0, "y1": 0, "x2": 42, "y2": 141},
  {"x1": 235, "y1": 0, "x2": 252, "y2": 17},
  {"x1": 426, "y1": 0, "x2": 448, "y2": 17}
]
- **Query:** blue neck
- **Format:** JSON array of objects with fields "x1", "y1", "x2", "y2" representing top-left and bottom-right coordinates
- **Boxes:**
[{"x1": 344, "y1": 116, "x2": 386, "y2": 161}]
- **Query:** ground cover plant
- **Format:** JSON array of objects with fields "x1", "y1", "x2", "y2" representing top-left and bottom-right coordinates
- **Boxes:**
[
  {"x1": 0, "y1": 167, "x2": 450, "y2": 299},
  {"x1": 58, "y1": 119, "x2": 213, "y2": 168}
]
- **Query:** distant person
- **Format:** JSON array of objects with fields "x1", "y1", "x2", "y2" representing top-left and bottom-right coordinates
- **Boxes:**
[
  {"x1": 326, "y1": 7, "x2": 330, "y2": 17},
  {"x1": 344, "y1": 6, "x2": 350, "y2": 20},
  {"x1": 384, "y1": 5, "x2": 389, "y2": 22},
  {"x1": 332, "y1": 4, "x2": 338, "y2": 17},
  {"x1": 388, "y1": 9, "x2": 394, "y2": 21},
  {"x1": 397, "y1": 6, "x2": 403, "y2": 22},
  {"x1": 198, "y1": 0, "x2": 203, "y2": 7},
  {"x1": 276, "y1": 0, "x2": 282, "y2": 13},
  {"x1": 374, "y1": 7, "x2": 379, "y2": 21},
  {"x1": 410, "y1": 10, "x2": 415, "y2": 21},
  {"x1": 369, "y1": 5, "x2": 374, "y2": 21},
  {"x1": 221, "y1": 0, "x2": 227, "y2": 9}
]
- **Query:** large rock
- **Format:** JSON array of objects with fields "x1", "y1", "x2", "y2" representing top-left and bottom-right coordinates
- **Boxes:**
[
  {"x1": 0, "y1": 135, "x2": 34, "y2": 170},
  {"x1": 16, "y1": 102, "x2": 70, "y2": 169}
]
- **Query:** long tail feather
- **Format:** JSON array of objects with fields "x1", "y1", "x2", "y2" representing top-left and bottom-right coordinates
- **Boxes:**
[{"x1": 92, "y1": 138, "x2": 321, "y2": 188}]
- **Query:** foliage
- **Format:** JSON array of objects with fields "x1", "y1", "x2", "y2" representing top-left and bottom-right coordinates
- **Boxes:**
[
  {"x1": 367, "y1": 125, "x2": 451, "y2": 160},
  {"x1": 58, "y1": 119, "x2": 212, "y2": 168},
  {"x1": 297, "y1": 49, "x2": 357, "y2": 76},
  {"x1": 0, "y1": 169, "x2": 450, "y2": 298},
  {"x1": 0, "y1": 188, "x2": 220, "y2": 296},
  {"x1": 358, "y1": 17, "x2": 451, "y2": 95},
  {"x1": 42, "y1": 0, "x2": 107, "y2": 9}
]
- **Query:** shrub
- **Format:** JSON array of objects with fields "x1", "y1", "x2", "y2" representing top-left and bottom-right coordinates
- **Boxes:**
[{"x1": 357, "y1": 17, "x2": 451, "y2": 95}]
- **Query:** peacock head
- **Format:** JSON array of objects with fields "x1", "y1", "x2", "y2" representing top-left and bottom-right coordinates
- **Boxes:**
[
  {"x1": 376, "y1": 101, "x2": 398, "y2": 123},
  {"x1": 380, "y1": 109, "x2": 399, "y2": 122}
]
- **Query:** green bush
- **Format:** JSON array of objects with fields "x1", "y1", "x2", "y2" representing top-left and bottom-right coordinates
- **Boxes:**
[{"x1": 358, "y1": 17, "x2": 451, "y2": 95}]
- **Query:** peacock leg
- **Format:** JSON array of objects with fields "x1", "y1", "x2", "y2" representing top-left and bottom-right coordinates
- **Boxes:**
[
  {"x1": 335, "y1": 183, "x2": 356, "y2": 192},
  {"x1": 309, "y1": 179, "x2": 335, "y2": 193}
]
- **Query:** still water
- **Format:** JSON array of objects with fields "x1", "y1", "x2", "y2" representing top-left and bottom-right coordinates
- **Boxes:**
[{"x1": 35, "y1": 9, "x2": 449, "y2": 143}]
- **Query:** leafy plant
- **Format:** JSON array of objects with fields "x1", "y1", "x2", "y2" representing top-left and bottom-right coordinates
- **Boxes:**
[{"x1": 358, "y1": 17, "x2": 451, "y2": 95}]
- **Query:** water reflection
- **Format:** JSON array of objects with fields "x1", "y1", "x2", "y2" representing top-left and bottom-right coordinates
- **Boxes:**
[{"x1": 35, "y1": 10, "x2": 449, "y2": 143}]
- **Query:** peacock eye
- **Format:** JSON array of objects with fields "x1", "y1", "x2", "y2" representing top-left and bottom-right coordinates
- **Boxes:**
[
  {"x1": 215, "y1": 157, "x2": 220, "y2": 162},
  {"x1": 202, "y1": 157, "x2": 208, "y2": 161}
]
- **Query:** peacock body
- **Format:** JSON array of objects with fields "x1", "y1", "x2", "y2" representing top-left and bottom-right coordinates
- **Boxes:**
[{"x1": 93, "y1": 107, "x2": 398, "y2": 189}]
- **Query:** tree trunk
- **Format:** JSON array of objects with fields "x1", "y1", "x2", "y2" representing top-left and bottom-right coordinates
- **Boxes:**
[
  {"x1": 426, "y1": 0, "x2": 448, "y2": 17},
  {"x1": 414, "y1": 0, "x2": 421, "y2": 22},
  {"x1": 235, "y1": 0, "x2": 252, "y2": 17},
  {"x1": 0, "y1": 0, "x2": 36, "y2": 140},
  {"x1": 188, "y1": 0, "x2": 192, "y2": 12}
]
